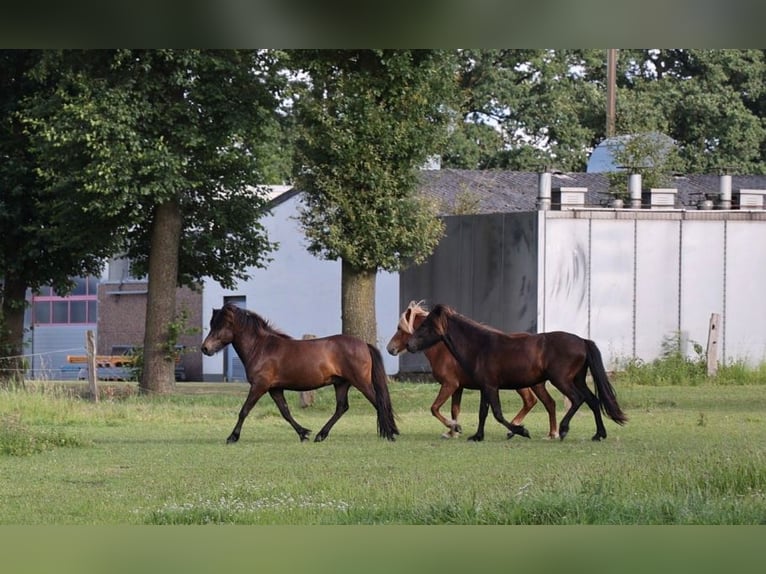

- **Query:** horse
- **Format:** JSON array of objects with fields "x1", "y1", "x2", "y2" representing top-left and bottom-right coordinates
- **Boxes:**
[
  {"x1": 200, "y1": 302, "x2": 398, "y2": 443},
  {"x1": 405, "y1": 303, "x2": 627, "y2": 441},
  {"x1": 386, "y1": 301, "x2": 559, "y2": 439}
]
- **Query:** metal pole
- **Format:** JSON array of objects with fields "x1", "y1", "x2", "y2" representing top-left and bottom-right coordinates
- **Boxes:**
[{"x1": 606, "y1": 49, "x2": 618, "y2": 138}]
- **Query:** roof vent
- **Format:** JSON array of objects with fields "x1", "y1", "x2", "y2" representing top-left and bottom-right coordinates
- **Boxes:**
[
  {"x1": 642, "y1": 188, "x2": 678, "y2": 209},
  {"x1": 733, "y1": 189, "x2": 766, "y2": 210},
  {"x1": 552, "y1": 187, "x2": 586, "y2": 210}
]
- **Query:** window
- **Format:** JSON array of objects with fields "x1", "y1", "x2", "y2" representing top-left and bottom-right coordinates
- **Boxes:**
[{"x1": 32, "y1": 276, "x2": 99, "y2": 325}]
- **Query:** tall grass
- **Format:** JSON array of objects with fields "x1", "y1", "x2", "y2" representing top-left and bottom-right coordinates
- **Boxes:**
[{"x1": 615, "y1": 332, "x2": 766, "y2": 386}]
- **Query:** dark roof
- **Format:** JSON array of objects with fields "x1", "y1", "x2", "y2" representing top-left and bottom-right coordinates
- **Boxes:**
[{"x1": 418, "y1": 169, "x2": 766, "y2": 214}]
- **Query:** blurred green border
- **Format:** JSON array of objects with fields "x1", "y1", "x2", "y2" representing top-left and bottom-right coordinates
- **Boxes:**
[{"x1": 0, "y1": 526, "x2": 762, "y2": 574}]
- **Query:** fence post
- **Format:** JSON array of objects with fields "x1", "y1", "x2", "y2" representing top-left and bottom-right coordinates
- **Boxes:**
[
  {"x1": 706, "y1": 313, "x2": 720, "y2": 377},
  {"x1": 86, "y1": 330, "x2": 99, "y2": 402},
  {"x1": 299, "y1": 334, "x2": 316, "y2": 407}
]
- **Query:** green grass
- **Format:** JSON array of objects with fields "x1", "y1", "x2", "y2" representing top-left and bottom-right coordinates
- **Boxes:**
[{"x1": 1, "y1": 379, "x2": 765, "y2": 525}]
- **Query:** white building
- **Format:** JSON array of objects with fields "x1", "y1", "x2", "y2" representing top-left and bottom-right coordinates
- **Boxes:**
[{"x1": 201, "y1": 188, "x2": 400, "y2": 379}]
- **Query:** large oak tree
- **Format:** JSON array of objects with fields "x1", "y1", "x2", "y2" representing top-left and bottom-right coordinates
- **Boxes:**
[{"x1": 11, "y1": 49, "x2": 286, "y2": 393}]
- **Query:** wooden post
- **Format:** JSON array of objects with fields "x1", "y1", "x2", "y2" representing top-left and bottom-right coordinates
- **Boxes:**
[
  {"x1": 706, "y1": 313, "x2": 720, "y2": 376},
  {"x1": 86, "y1": 330, "x2": 99, "y2": 402},
  {"x1": 299, "y1": 334, "x2": 316, "y2": 407}
]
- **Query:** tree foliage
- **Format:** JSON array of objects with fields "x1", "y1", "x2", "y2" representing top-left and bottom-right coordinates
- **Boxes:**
[
  {"x1": 445, "y1": 49, "x2": 766, "y2": 174},
  {"x1": 292, "y1": 49, "x2": 457, "y2": 272},
  {"x1": 290, "y1": 50, "x2": 458, "y2": 343},
  {"x1": 23, "y1": 50, "x2": 286, "y2": 288},
  {"x1": 2, "y1": 49, "x2": 286, "y2": 390}
]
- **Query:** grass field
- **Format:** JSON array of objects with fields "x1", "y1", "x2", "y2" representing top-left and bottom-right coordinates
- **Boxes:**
[{"x1": 1, "y1": 379, "x2": 765, "y2": 525}]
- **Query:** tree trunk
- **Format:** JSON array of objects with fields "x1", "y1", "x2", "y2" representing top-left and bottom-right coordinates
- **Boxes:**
[
  {"x1": 140, "y1": 200, "x2": 182, "y2": 395},
  {"x1": 0, "y1": 276, "x2": 28, "y2": 387},
  {"x1": 340, "y1": 259, "x2": 377, "y2": 346}
]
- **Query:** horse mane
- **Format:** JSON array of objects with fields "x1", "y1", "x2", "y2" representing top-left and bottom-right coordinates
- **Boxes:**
[
  {"x1": 432, "y1": 303, "x2": 506, "y2": 336},
  {"x1": 223, "y1": 303, "x2": 292, "y2": 340},
  {"x1": 399, "y1": 300, "x2": 429, "y2": 334}
]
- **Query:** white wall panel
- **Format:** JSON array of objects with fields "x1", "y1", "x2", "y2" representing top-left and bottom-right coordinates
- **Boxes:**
[
  {"x1": 589, "y1": 219, "x2": 635, "y2": 367},
  {"x1": 724, "y1": 221, "x2": 766, "y2": 363},
  {"x1": 680, "y1": 221, "x2": 725, "y2": 360},
  {"x1": 634, "y1": 220, "x2": 680, "y2": 361},
  {"x1": 540, "y1": 216, "x2": 590, "y2": 335}
]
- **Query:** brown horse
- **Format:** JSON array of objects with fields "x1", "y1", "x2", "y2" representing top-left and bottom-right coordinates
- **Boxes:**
[
  {"x1": 405, "y1": 304, "x2": 627, "y2": 441},
  {"x1": 386, "y1": 301, "x2": 559, "y2": 439},
  {"x1": 201, "y1": 303, "x2": 398, "y2": 443}
]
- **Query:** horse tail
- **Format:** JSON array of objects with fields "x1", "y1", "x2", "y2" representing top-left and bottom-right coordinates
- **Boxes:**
[
  {"x1": 368, "y1": 343, "x2": 399, "y2": 440},
  {"x1": 585, "y1": 339, "x2": 628, "y2": 425}
]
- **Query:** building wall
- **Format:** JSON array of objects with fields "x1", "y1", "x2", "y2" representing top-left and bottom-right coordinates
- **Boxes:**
[
  {"x1": 201, "y1": 192, "x2": 400, "y2": 379},
  {"x1": 400, "y1": 208, "x2": 766, "y2": 374},
  {"x1": 398, "y1": 212, "x2": 539, "y2": 373},
  {"x1": 29, "y1": 324, "x2": 92, "y2": 380},
  {"x1": 97, "y1": 282, "x2": 203, "y2": 380}
]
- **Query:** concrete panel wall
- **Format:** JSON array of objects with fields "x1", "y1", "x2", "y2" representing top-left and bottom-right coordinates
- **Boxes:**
[
  {"x1": 587, "y1": 219, "x2": 635, "y2": 364},
  {"x1": 402, "y1": 209, "x2": 766, "y2": 374},
  {"x1": 539, "y1": 215, "x2": 590, "y2": 335},
  {"x1": 399, "y1": 212, "x2": 539, "y2": 373},
  {"x1": 634, "y1": 220, "x2": 681, "y2": 362},
  {"x1": 724, "y1": 221, "x2": 766, "y2": 363},
  {"x1": 679, "y1": 221, "x2": 725, "y2": 359}
]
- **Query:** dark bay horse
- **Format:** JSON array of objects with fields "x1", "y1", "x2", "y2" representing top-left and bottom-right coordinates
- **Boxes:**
[
  {"x1": 405, "y1": 304, "x2": 627, "y2": 441},
  {"x1": 386, "y1": 301, "x2": 559, "y2": 439},
  {"x1": 201, "y1": 303, "x2": 398, "y2": 443}
]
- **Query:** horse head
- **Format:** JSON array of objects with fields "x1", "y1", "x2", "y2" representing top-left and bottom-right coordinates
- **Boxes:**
[
  {"x1": 405, "y1": 303, "x2": 451, "y2": 353},
  {"x1": 200, "y1": 303, "x2": 238, "y2": 356},
  {"x1": 386, "y1": 300, "x2": 429, "y2": 356}
]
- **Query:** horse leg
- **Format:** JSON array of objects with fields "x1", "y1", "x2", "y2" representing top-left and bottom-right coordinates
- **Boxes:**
[
  {"x1": 314, "y1": 381, "x2": 351, "y2": 442},
  {"x1": 268, "y1": 389, "x2": 311, "y2": 442},
  {"x1": 467, "y1": 390, "x2": 490, "y2": 442},
  {"x1": 574, "y1": 375, "x2": 609, "y2": 441},
  {"x1": 530, "y1": 383, "x2": 559, "y2": 439},
  {"x1": 510, "y1": 388, "x2": 538, "y2": 426},
  {"x1": 484, "y1": 386, "x2": 530, "y2": 440},
  {"x1": 553, "y1": 379, "x2": 584, "y2": 441},
  {"x1": 449, "y1": 387, "x2": 464, "y2": 436},
  {"x1": 431, "y1": 381, "x2": 461, "y2": 438},
  {"x1": 227, "y1": 383, "x2": 268, "y2": 444},
  {"x1": 557, "y1": 371, "x2": 608, "y2": 441}
]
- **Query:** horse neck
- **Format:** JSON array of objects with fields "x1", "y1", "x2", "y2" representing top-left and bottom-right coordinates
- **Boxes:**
[
  {"x1": 412, "y1": 313, "x2": 445, "y2": 361},
  {"x1": 230, "y1": 313, "x2": 275, "y2": 362},
  {"x1": 441, "y1": 313, "x2": 483, "y2": 374}
]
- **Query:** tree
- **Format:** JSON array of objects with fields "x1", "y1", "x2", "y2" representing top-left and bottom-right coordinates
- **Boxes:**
[
  {"x1": 444, "y1": 49, "x2": 766, "y2": 175},
  {"x1": 19, "y1": 50, "x2": 286, "y2": 393},
  {"x1": 0, "y1": 50, "x2": 126, "y2": 386},
  {"x1": 446, "y1": 49, "x2": 605, "y2": 171},
  {"x1": 290, "y1": 50, "x2": 458, "y2": 344},
  {"x1": 616, "y1": 49, "x2": 766, "y2": 174}
]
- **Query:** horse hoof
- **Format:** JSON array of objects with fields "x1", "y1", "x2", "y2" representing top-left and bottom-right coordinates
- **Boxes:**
[
  {"x1": 591, "y1": 434, "x2": 603, "y2": 442},
  {"x1": 226, "y1": 435, "x2": 239, "y2": 444},
  {"x1": 314, "y1": 434, "x2": 327, "y2": 443},
  {"x1": 467, "y1": 435, "x2": 483, "y2": 442}
]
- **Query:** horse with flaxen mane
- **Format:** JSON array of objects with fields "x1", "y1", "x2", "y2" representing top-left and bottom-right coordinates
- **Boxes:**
[
  {"x1": 201, "y1": 302, "x2": 398, "y2": 443},
  {"x1": 386, "y1": 301, "x2": 559, "y2": 439},
  {"x1": 405, "y1": 304, "x2": 627, "y2": 441}
]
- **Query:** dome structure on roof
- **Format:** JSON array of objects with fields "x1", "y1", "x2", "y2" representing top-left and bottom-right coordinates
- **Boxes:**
[{"x1": 587, "y1": 132, "x2": 676, "y2": 173}]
